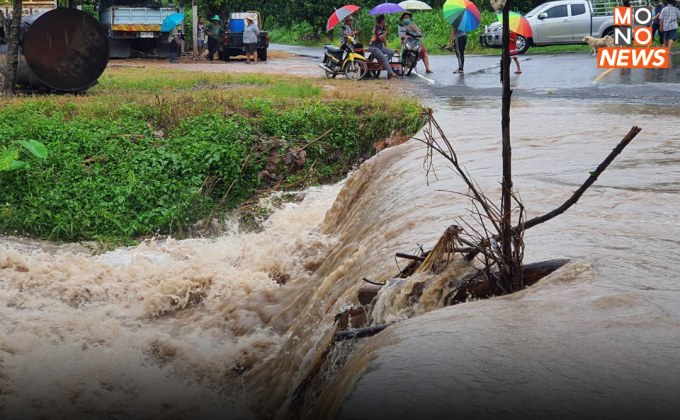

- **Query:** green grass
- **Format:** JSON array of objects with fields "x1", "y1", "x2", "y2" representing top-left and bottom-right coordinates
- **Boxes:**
[{"x1": 0, "y1": 69, "x2": 425, "y2": 243}]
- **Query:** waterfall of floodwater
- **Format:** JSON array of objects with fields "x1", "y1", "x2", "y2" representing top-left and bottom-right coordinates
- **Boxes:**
[{"x1": 1, "y1": 99, "x2": 679, "y2": 418}]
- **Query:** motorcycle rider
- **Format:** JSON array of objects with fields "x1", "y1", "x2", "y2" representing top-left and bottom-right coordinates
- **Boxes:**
[
  {"x1": 369, "y1": 15, "x2": 397, "y2": 79},
  {"x1": 398, "y1": 12, "x2": 433, "y2": 74}
]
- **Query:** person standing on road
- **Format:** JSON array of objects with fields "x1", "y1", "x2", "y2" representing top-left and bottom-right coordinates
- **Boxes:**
[
  {"x1": 659, "y1": 0, "x2": 679, "y2": 50},
  {"x1": 197, "y1": 17, "x2": 207, "y2": 56},
  {"x1": 340, "y1": 16, "x2": 358, "y2": 45},
  {"x1": 452, "y1": 27, "x2": 467, "y2": 73},
  {"x1": 168, "y1": 24, "x2": 183, "y2": 63},
  {"x1": 369, "y1": 15, "x2": 397, "y2": 79},
  {"x1": 243, "y1": 16, "x2": 260, "y2": 64},
  {"x1": 207, "y1": 15, "x2": 223, "y2": 62},
  {"x1": 653, "y1": 0, "x2": 666, "y2": 44},
  {"x1": 509, "y1": 31, "x2": 522, "y2": 74}
]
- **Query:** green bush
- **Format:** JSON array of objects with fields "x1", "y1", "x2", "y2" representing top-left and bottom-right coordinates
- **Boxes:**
[{"x1": 0, "y1": 74, "x2": 424, "y2": 242}]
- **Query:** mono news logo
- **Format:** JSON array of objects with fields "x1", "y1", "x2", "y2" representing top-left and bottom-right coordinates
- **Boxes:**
[{"x1": 597, "y1": 6, "x2": 669, "y2": 68}]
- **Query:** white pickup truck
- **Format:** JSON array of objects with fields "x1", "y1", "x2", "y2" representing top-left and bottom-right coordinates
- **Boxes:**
[{"x1": 481, "y1": 0, "x2": 647, "y2": 54}]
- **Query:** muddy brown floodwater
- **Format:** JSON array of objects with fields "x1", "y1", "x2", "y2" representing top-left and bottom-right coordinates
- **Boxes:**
[{"x1": 1, "y1": 86, "x2": 678, "y2": 418}]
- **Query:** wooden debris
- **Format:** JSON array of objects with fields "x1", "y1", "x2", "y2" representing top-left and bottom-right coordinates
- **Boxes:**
[
  {"x1": 334, "y1": 324, "x2": 389, "y2": 342},
  {"x1": 358, "y1": 284, "x2": 383, "y2": 305},
  {"x1": 444, "y1": 259, "x2": 570, "y2": 305}
]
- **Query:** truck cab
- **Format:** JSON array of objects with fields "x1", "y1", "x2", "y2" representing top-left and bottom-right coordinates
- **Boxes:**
[
  {"x1": 528, "y1": 0, "x2": 591, "y2": 43},
  {"x1": 482, "y1": 0, "x2": 647, "y2": 53}
]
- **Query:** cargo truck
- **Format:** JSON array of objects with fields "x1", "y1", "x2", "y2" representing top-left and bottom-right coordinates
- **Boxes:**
[
  {"x1": 1, "y1": 0, "x2": 56, "y2": 44},
  {"x1": 1, "y1": 0, "x2": 55, "y2": 17},
  {"x1": 99, "y1": 0, "x2": 178, "y2": 58}
]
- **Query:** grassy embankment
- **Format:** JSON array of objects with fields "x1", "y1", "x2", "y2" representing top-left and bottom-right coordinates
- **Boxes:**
[
  {"x1": 270, "y1": 9, "x2": 591, "y2": 55},
  {"x1": 0, "y1": 69, "x2": 424, "y2": 243}
]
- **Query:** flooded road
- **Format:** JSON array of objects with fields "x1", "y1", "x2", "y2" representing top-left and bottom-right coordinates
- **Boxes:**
[
  {"x1": 270, "y1": 43, "x2": 680, "y2": 105},
  {"x1": 2, "y1": 55, "x2": 680, "y2": 418}
]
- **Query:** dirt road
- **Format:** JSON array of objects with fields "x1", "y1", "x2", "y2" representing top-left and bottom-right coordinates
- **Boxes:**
[
  {"x1": 106, "y1": 50, "x2": 420, "y2": 98},
  {"x1": 108, "y1": 51, "x2": 324, "y2": 78}
]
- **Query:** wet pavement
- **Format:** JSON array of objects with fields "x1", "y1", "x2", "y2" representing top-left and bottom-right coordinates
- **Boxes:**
[{"x1": 270, "y1": 43, "x2": 680, "y2": 105}]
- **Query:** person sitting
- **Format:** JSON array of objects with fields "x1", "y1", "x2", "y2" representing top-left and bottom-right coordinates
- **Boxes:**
[
  {"x1": 398, "y1": 12, "x2": 433, "y2": 73},
  {"x1": 340, "y1": 15, "x2": 358, "y2": 45},
  {"x1": 369, "y1": 15, "x2": 397, "y2": 79}
]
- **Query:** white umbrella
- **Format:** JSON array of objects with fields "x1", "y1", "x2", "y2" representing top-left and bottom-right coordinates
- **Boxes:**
[{"x1": 398, "y1": 0, "x2": 433, "y2": 10}]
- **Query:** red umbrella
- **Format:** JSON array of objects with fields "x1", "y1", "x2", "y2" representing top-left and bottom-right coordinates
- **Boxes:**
[{"x1": 327, "y1": 5, "x2": 361, "y2": 32}]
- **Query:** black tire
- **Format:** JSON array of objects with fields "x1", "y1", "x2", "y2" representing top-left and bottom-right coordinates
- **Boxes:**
[
  {"x1": 258, "y1": 48, "x2": 268, "y2": 62},
  {"x1": 602, "y1": 27, "x2": 615, "y2": 38},
  {"x1": 344, "y1": 60, "x2": 367, "y2": 81},
  {"x1": 402, "y1": 56, "x2": 415, "y2": 76},
  {"x1": 516, "y1": 36, "x2": 531, "y2": 54}
]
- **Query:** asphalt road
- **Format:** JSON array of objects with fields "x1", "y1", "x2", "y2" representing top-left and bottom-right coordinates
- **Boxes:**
[{"x1": 270, "y1": 44, "x2": 680, "y2": 105}]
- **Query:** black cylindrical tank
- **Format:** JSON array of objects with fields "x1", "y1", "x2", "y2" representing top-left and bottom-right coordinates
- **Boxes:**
[{"x1": 13, "y1": 8, "x2": 109, "y2": 92}]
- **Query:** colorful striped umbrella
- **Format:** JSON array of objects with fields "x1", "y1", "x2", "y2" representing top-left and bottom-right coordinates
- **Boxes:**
[
  {"x1": 327, "y1": 5, "x2": 361, "y2": 32},
  {"x1": 369, "y1": 2, "x2": 407, "y2": 15},
  {"x1": 496, "y1": 11, "x2": 533, "y2": 38},
  {"x1": 443, "y1": 0, "x2": 481, "y2": 32},
  {"x1": 398, "y1": 0, "x2": 432, "y2": 10}
]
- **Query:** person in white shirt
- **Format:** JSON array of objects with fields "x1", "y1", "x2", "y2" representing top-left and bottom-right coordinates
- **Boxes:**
[{"x1": 243, "y1": 16, "x2": 260, "y2": 64}]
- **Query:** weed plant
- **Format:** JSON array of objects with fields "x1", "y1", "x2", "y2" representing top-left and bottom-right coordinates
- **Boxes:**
[{"x1": 0, "y1": 69, "x2": 424, "y2": 242}]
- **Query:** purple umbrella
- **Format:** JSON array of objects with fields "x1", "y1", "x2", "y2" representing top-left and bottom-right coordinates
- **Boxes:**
[{"x1": 369, "y1": 2, "x2": 407, "y2": 15}]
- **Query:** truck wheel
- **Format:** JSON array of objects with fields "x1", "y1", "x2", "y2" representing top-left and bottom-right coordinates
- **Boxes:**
[
  {"x1": 517, "y1": 36, "x2": 530, "y2": 54},
  {"x1": 480, "y1": 35, "x2": 490, "y2": 48},
  {"x1": 602, "y1": 27, "x2": 615, "y2": 38},
  {"x1": 258, "y1": 48, "x2": 268, "y2": 62}
]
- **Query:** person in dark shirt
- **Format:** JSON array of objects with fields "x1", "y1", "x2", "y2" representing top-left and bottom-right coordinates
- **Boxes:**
[
  {"x1": 653, "y1": 0, "x2": 667, "y2": 43},
  {"x1": 207, "y1": 15, "x2": 224, "y2": 62},
  {"x1": 368, "y1": 15, "x2": 397, "y2": 79}
]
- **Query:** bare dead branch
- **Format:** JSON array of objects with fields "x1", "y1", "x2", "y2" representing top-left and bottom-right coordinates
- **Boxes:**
[
  {"x1": 522, "y1": 126, "x2": 642, "y2": 230},
  {"x1": 464, "y1": 125, "x2": 642, "y2": 261}
]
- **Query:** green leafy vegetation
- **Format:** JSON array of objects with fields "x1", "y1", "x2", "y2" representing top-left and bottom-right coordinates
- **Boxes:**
[
  {"x1": 0, "y1": 140, "x2": 48, "y2": 172},
  {"x1": 0, "y1": 69, "x2": 424, "y2": 243}
]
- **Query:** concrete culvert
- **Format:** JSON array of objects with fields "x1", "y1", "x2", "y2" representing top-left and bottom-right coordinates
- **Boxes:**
[{"x1": 18, "y1": 8, "x2": 109, "y2": 92}]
